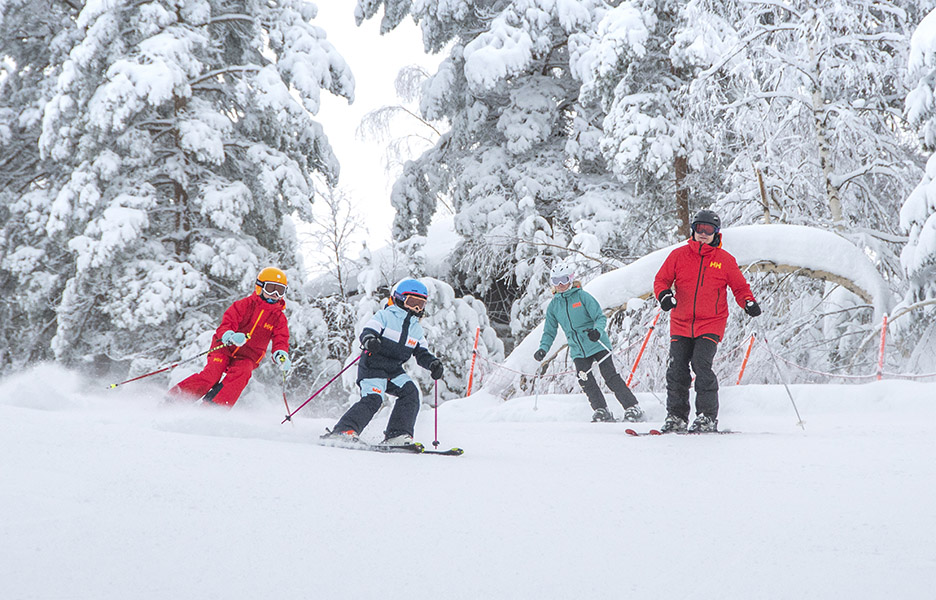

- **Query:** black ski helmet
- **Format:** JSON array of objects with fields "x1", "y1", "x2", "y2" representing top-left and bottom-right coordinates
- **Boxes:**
[{"x1": 691, "y1": 209, "x2": 721, "y2": 232}]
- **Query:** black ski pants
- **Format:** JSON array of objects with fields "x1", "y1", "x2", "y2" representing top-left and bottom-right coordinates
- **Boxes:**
[
  {"x1": 333, "y1": 379, "x2": 420, "y2": 438},
  {"x1": 573, "y1": 351, "x2": 638, "y2": 411},
  {"x1": 665, "y1": 334, "x2": 720, "y2": 420}
]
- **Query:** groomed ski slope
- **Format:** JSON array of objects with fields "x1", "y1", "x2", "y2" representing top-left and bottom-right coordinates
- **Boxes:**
[{"x1": 1, "y1": 366, "x2": 934, "y2": 600}]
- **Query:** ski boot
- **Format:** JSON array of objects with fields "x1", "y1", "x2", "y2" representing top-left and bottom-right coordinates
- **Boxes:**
[
  {"x1": 622, "y1": 404, "x2": 645, "y2": 423},
  {"x1": 381, "y1": 433, "x2": 417, "y2": 448},
  {"x1": 689, "y1": 414, "x2": 718, "y2": 433},
  {"x1": 660, "y1": 413, "x2": 688, "y2": 433},
  {"x1": 322, "y1": 429, "x2": 359, "y2": 442},
  {"x1": 591, "y1": 407, "x2": 615, "y2": 422}
]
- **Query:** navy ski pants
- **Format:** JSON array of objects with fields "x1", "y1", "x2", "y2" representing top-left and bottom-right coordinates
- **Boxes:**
[{"x1": 333, "y1": 374, "x2": 420, "y2": 438}]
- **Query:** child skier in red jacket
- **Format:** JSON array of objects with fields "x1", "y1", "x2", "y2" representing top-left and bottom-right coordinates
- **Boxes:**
[
  {"x1": 653, "y1": 210, "x2": 761, "y2": 433},
  {"x1": 167, "y1": 267, "x2": 291, "y2": 407}
]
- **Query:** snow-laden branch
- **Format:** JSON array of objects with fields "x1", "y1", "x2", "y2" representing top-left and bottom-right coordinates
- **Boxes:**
[{"x1": 189, "y1": 66, "x2": 262, "y2": 87}]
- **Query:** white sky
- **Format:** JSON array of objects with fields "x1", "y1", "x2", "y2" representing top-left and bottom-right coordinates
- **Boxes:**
[{"x1": 312, "y1": 3, "x2": 441, "y2": 249}]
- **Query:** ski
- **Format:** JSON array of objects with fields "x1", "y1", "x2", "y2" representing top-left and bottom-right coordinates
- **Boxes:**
[
  {"x1": 319, "y1": 437, "x2": 464, "y2": 456},
  {"x1": 625, "y1": 428, "x2": 662, "y2": 436},
  {"x1": 421, "y1": 446, "x2": 465, "y2": 456},
  {"x1": 626, "y1": 428, "x2": 738, "y2": 436}
]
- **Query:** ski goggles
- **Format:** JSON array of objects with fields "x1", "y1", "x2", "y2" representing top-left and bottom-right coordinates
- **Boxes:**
[
  {"x1": 550, "y1": 274, "x2": 573, "y2": 287},
  {"x1": 402, "y1": 294, "x2": 427, "y2": 312},
  {"x1": 260, "y1": 281, "x2": 287, "y2": 297},
  {"x1": 692, "y1": 222, "x2": 719, "y2": 236}
]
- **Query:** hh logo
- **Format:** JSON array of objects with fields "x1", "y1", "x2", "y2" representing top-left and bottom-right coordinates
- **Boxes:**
[
  {"x1": 371, "y1": 387, "x2": 382, "y2": 393},
  {"x1": 709, "y1": 261, "x2": 722, "y2": 269},
  {"x1": 572, "y1": 302, "x2": 582, "y2": 308},
  {"x1": 263, "y1": 323, "x2": 274, "y2": 331},
  {"x1": 405, "y1": 337, "x2": 418, "y2": 348}
]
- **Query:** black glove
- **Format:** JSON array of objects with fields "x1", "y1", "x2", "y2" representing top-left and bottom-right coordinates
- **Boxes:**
[
  {"x1": 362, "y1": 335, "x2": 381, "y2": 353},
  {"x1": 429, "y1": 359, "x2": 444, "y2": 380},
  {"x1": 658, "y1": 289, "x2": 677, "y2": 312},
  {"x1": 745, "y1": 300, "x2": 762, "y2": 317},
  {"x1": 586, "y1": 328, "x2": 601, "y2": 342},
  {"x1": 533, "y1": 349, "x2": 546, "y2": 362}
]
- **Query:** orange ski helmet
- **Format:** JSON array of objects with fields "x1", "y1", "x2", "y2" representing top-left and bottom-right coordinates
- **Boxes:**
[{"x1": 255, "y1": 267, "x2": 288, "y2": 297}]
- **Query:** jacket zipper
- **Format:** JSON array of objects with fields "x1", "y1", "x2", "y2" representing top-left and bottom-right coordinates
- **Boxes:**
[
  {"x1": 233, "y1": 309, "x2": 266, "y2": 359},
  {"x1": 562, "y1": 292, "x2": 581, "y2": 351},
  {"x1": 691, "y1": 245, "x2": 705, "y2": 337}
]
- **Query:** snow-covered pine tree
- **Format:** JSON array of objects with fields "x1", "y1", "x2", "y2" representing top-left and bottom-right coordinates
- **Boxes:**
[
  {"x1": 898, "y1": 7, "x2": 936, "y2": 371},
  {"x1": 357, "y1": 0, "x2": 637, "y2": 346},
  {"x1": 0, "y1": 0, "x2": 81, "y2": 372},
  {"x1": 35, "y1": 0, "x2": 354, "y2": 381},
  {"x1": 574, "y1": 0, "x2": 714, "y2": 240}
]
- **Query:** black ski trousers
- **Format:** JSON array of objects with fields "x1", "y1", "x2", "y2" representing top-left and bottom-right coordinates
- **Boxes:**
[
  {"x1": 665, "y1": 334, "x2": 720, "y2": 420},
  {"x1": 333, "y1": 379, "x2": 420, "y2": 438},
  {"x1": 573, "y1": 351, "x2": 638, "y2": 411}
]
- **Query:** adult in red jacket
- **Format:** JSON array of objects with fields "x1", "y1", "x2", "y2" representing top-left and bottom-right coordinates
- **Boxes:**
[
  {"x1": 653, "y1": 210, "x2": 761, "y2": 432},
  {"x1": 168, "y1": 267, "x2": 291, "y2": 407}
]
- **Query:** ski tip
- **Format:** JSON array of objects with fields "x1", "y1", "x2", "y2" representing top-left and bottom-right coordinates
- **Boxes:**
[
  {"x1": 420, "y1": 447, "x2": 464, "y2": 456},
  {"x1": 625, "y1": 428, "x2": 663, "y2": 436}
]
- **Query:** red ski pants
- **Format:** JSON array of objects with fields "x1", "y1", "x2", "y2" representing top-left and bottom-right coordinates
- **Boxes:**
[{"x1": 169, "y1": 352, "x2": 256, "y2": 407}]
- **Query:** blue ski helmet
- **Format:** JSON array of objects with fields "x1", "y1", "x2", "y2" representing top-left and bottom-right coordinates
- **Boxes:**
[{"x1": 392, "y1": 278, "x2": 429, "y2": 314}]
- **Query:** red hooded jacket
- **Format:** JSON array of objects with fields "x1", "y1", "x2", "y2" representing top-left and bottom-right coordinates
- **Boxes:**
[
  {"x1": 211, "y1": 293, "x2": 289, "y2": 364},
  {"x1": 653, "y1": 237, "x2": 755, "y2": 340}
]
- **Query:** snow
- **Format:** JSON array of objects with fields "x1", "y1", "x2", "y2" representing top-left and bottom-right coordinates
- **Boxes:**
[{"x1": 2, "y1": 365, "x2": 934, "y2": 599}]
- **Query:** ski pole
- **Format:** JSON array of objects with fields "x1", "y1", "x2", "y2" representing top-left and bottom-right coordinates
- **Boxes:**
[
  {"x1": 585, "y1": 338, "x2": 616, "y2": 379},
  {"x1": 106, "y1": 342, "x2": 227, "y2": 389},
  {"x1": 281, "y1": 372, "x2": 291, "y2": 420},
  {"x1": 760, "y1": 331, "x2": 806, "y2": 430},
  {"x1": 433, "y1": 380, "x2": 440, "y2": 448},
  {"x1": 272, "y1": 354, "x2": 293, "y2": 425},
  {"x1": 282, "y1": 354, "x2": 361, "y2": 424}
]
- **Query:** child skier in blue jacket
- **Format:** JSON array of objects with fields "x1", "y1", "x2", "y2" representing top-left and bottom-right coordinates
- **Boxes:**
[
  {"x1": 326, "y1": 279, "x2": 444, "y2": 446},
  {"x1": 534, "y1": 264, "x2": 643, "y2": 423}
]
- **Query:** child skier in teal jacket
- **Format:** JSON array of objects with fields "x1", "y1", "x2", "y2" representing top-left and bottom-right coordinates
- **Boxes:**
[{"x1": 533, "y1": 264, "x2": 643, "y2": 423}]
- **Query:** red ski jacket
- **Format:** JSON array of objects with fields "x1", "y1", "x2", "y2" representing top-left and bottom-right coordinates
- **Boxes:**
[
  {"x1": 210, "y1": 293, "x2": 289, "y2": 364},
  {"x1": 653, "y1": 238, "x2": 755, "y2": 340}
]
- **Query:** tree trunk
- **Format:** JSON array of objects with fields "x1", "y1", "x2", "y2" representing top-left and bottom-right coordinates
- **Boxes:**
[
  {"x1": 808, "y1": 29, "x2": 843, "y2": 228},
  {"x1": 674, "y1": 154, "x2": 690, "y2": 237}
]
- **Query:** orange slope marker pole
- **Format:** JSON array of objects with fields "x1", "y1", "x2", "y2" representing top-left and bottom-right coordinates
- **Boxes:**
[{"x1": 627, "y1": 310, "x2": 661, "y2": 387}]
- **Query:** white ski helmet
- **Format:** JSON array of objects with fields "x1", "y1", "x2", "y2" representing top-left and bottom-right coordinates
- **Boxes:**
[{"x1": 549, "y1": 262, "x2": 574, "y2": 286}]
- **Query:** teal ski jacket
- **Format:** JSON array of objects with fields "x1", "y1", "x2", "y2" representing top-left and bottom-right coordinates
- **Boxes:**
[{"x1": 537, "y1": 283, "x2": 612, "y2": 359}]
